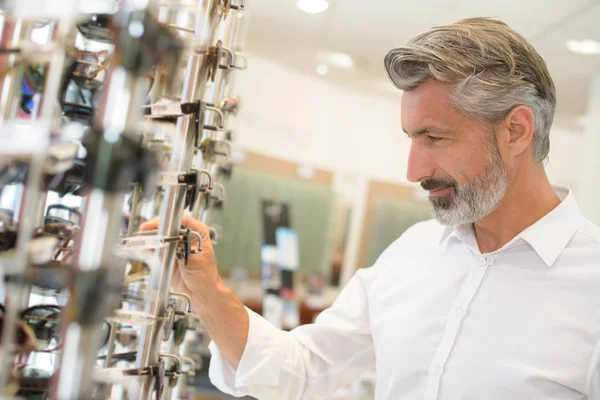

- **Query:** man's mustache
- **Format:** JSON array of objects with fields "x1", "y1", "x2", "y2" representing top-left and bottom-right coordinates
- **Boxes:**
[{"x1": 421, "y1": 178, "x2": 457, "y2": 191}]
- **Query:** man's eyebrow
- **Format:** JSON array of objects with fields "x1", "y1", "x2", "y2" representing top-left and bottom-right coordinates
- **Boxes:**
[{"x1": 402, "y1": 127, "x2": 436, "y2": 135}]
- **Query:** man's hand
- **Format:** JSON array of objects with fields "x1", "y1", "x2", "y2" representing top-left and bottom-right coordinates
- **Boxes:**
[
  {"x1": 140, "y1": 214, "x2": 249, "y2": 369},
  {"x1": 140, "y1": 214, "x2": 221, "y2": 309}
]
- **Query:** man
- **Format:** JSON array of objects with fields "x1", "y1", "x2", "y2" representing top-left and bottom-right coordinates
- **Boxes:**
[{"x1": 143, "y1": 18, "x2": 600, "y2": 399}]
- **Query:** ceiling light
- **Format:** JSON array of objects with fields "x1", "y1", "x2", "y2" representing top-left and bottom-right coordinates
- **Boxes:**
[
  {"x1": 566, "y1": 39, "x2": 600, "y2": 55},
  {"x1": 296, "y1": 0, "x2": 329, "y2": 15},
  {"x1": 316, "y1": 64, "x2": 329, "y2": 76},
  {"x1": 318, "y1": 51, "x2": 354, "y2": 69}
]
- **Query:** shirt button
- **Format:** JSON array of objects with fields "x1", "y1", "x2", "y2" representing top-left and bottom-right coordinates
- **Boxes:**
[
  {"x1": 455, "y1": 308, "x2": 465, "y2": 318},
  {"x1": 479, "y1": 257, "x2": 486, "y2": 266},
  {"x1": 431, "y1": 364, "x2": 443, "y2": 376}
]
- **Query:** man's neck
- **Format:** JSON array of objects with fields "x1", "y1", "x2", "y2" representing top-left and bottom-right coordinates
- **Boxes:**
[{"x1": 473, "y1": 166, "x2": 561, "y2": 254}]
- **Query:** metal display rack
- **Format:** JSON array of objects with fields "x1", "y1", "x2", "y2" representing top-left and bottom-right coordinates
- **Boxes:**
[{"x1": 0, "y1": 0, "x2": 248, "y2": 398}]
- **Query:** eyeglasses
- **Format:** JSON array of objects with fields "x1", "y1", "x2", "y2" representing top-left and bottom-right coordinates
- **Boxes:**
[
  {"x1": 0, "y1": 304, "x2": 111, "y2": 353},
  {"x1": 43, "y1": 204, "x2": 81, "y2": 228}
]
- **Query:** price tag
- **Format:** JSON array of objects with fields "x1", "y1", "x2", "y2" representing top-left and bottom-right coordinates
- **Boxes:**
[
  {"x1": 121, "y1": 236, "x2": 168, "y2": 249},
  {"x1": 150, "y1": 103, "x2": 183, "y2": 118},
  {"x1": 156, "y1": 171, "x2": 185, "y2": 186},
  {"x1": 110, "y1": 309, "x2": 155, "y2": 326}
]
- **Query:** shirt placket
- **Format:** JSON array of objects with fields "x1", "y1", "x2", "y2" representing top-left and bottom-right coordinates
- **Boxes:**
[{"x1": 423, "y1": 254, "x2": 494, "y2": 400}]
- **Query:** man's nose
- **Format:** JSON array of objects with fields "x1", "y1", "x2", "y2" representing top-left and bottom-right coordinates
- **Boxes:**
[{"x1": 406, "y1": 142, "x2": 435, "y2": 183}]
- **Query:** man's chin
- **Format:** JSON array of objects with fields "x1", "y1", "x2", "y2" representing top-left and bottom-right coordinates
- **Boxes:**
[{"x1": 429, "y1": 194, "x2": 454, "y2": 210}]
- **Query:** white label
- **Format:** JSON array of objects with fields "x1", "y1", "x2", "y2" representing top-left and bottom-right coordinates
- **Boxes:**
[
  {"x1": 156, "y1": 171, "x2": 185, "y2": 186},
  {"x1": 110, "y1": 309, "x2": 155, "y2": 326},
  {"x1": 121, "y1": 236, "x2": 168, "y2": 249},
  {"x1": 150, "y1": 103, "x2": 183, "y2": 118}
]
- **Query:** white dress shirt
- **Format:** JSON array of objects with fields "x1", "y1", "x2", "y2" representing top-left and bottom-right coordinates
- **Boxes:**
[{"x1": 208, "y1": 186, "x2": 600, "y2": 400}]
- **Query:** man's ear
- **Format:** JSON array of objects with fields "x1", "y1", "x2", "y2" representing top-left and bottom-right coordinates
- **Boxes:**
[{"x1": 503, "y1": 105, "x2": 535, "y2": 158}]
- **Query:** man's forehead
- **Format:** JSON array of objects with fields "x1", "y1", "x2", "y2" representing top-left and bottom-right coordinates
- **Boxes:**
[{"x1": 401, "y1": 81, "x2": 461, "y2": 133}]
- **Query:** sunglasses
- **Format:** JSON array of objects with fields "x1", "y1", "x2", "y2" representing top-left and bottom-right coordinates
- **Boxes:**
[
  {"x1": 77, "y1": 14, "x2": 113, "y2": 43},
  {"x1": 0, "y1": 225, "x2": 18, "y2": 252},
  {"x1": 14, "y1": 366, "x2": 51, "y2": 400},
  {"x1": 61, "y1": 101, "x2": 94, "y2": 125}
]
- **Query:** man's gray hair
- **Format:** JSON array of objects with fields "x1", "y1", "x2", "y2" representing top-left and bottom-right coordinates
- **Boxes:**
[{"x1": 384, "y1": 18, "x2": 556, "y2": 163}]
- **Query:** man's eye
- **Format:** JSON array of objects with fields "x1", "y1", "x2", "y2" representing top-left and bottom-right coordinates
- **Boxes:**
[{"x1": 429, "y1": 136, "x2": 443, "y2": 142}]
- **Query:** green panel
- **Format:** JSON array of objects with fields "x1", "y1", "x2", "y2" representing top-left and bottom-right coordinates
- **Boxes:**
[
  {"x1": 364, "y1": 197, "x2": 432, "y2": 267},
  {"x1": 212, "y1": 169, "x2": 336, "y2": 279}
]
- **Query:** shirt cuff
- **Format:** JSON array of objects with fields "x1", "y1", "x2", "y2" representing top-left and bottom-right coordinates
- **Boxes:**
[{"x1": 209, "y1": 307, "x2": 285, "y2": 396}]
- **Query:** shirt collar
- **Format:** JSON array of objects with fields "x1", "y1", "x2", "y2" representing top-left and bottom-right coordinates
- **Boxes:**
[{"x1": 439, "y1": 185, "x2": 581, "y2": 268}]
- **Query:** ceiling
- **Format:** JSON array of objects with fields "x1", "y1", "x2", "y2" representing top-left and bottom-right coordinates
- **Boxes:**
[{"x1": 243, "y1": 0, "x2": 600, "y2": 130}]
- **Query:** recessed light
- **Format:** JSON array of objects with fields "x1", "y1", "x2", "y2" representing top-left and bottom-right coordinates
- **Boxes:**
[
  {"x1": 316, "y1": 64, "x2": 329, "y2": 76},
  {"x1": 296, "y1": 0, "x2": 329, "y2": 15},
  {"x1": 566, "y1": 39, "x2": 600, "y2": 55},
  {"x1": 318, "y1": 51, "x2": 354, "y2": 69}
]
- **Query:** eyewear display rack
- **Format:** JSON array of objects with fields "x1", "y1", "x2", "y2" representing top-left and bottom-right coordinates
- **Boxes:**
[{"x1": 0, "y1": 0, "x2": 248, "y2": 399}]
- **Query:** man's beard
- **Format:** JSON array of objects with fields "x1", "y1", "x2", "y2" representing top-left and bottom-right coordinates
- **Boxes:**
[{"x1": 421, "y1": 143, "x2": 509, "y2": 226}]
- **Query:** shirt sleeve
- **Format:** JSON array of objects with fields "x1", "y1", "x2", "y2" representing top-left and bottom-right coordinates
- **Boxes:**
[
  {"x1": 208, "y1": 266, "x2": 378, "y2": 400},
  {"x1": 587, "y1": 339, "x2": 600, "y2": 400}
]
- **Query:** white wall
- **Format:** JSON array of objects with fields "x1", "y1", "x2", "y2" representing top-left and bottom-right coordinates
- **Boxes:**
[
  {"x1": 231, "y1": 53, "x2": 590, "y2": 282},
  {"x1": 230, "y1": 54, "x2": 411, "y2": 185},
  {"x1": 577, "y1": 75, "x2": 600, "y2": 226}
]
